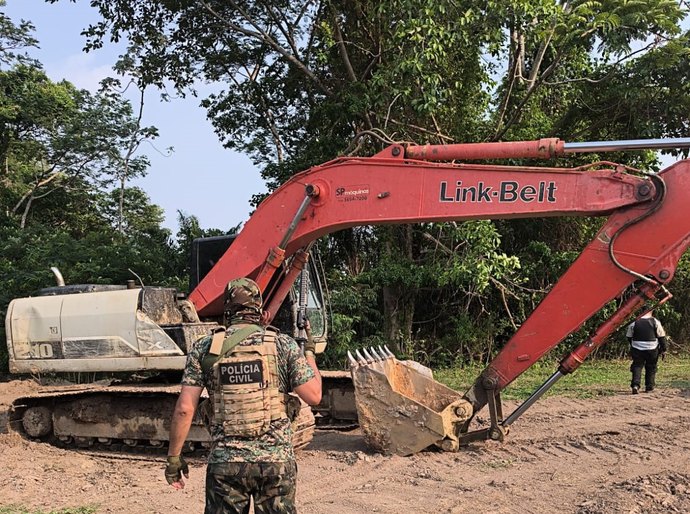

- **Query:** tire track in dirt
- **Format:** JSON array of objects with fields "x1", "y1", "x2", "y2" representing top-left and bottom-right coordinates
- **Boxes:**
[
  {"x1": 298, "y1": 388, "x2": 690, "y2": 514},
  {"x1": 1, "y1": 380, "x2": 689, "y2": 513}
]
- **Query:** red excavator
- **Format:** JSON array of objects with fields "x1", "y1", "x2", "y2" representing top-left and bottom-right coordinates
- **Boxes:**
[{"x1": 6, "y1": 136, "x2": 690, "y2": 455}]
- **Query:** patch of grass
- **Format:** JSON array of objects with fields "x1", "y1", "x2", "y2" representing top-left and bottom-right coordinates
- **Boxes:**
[
  {"x1": 0, "y1": 506, "x2": 98, "y2": 514},
  {"x1": 435, "y1": 355, "x2": 690, "y2": 401}
]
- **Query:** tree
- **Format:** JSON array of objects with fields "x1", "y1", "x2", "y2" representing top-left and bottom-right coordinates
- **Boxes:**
[
  {"x1": 99, "y1": 76, "x2": 165, "y2": 234},
  {"x1": 72, "y1": 0, "x2": 690, "y2": 363},
  {"x1": 0, "y1": 1, "x2": 38, "y2": 66},
  {"x1": 0, "y1": 13, "x2": 191, "y2": 371},
  {"x1": 77, "y1": 1, "x2": 687, "y2": 159},
  {"x1": 0, "y1": 64, "x2": 161, "y2": 231}
]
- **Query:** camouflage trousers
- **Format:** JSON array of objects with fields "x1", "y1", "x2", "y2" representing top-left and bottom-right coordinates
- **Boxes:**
[{"x1": 205, "y1": 461, "x2": 297, "y2": 514}]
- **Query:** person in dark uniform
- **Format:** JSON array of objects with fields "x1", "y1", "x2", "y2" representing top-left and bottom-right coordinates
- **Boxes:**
[{"x1": 626, "y1": 311, "x2": 667, "y2": 394}]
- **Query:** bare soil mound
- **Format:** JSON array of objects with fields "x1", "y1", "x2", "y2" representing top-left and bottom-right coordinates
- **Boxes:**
[{"x1": 1, "y1": 380, "x2": 688, "y2": 513}]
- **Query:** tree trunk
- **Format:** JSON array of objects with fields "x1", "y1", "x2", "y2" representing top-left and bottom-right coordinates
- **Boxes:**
[
  {"x1": 118, "y1": 174, "x2": 125, "y2": 234},
  {"x1": 20, "y1": 192, "x2": 34, "y2": 229},
  {"x1": 382, "y1": 284, "x2": 415, "y2": 355},
  {"x1": 382, "y1": 225, "x2": 415, "y2": 355}
]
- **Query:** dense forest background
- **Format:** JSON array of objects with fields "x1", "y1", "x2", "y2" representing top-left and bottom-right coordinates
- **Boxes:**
[{"x1": 1, "y1": 0, "x2": 689, "y2": 373}]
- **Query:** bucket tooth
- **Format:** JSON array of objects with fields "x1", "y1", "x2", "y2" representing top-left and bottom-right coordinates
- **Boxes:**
[
  {"x1": 372, "y1": 347, "x2": 386, "y2": 361},
  {"x1": 362, "y1": 347, "x2": 377, "y2": 362},
  {"x1": 354, "y1": 349, "x2": 369, "y2": 366},
  {"x1": 383, "y1": 345, "x2": 395, "y2": 358},
  {"x1": 371, "y1": 347, "x2": 385, "y2": 362},
  {"x1": 365, "y1": 347, "x2": 389, "y2": 373},
  {"x1": 347, "y1": 350, "x2": 359, "y2": 368}
]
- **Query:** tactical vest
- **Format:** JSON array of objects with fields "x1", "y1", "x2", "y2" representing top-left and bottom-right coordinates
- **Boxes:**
[
  {"x1": 203, "y1": 325, "x2": 289, "y2": 438},
  {"x1": 632, "y1": 318, "x2": 658, "y2": 342}
]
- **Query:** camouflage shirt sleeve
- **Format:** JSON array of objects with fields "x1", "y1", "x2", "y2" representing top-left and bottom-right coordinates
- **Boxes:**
[
  {"x1": 181, "y1": 335, "x2": 209, "y2": 388},
  {"x1": 278, "y1": 334, "x2": 315, "y2": 391}
]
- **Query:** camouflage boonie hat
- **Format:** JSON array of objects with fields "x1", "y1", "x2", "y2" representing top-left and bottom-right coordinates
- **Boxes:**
[{"x1": 224, "y1": 277, "x2": 263, "y2": 312}]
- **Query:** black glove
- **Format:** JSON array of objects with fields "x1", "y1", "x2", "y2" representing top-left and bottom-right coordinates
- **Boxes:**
[{"x1": 165, "y1": 455, "x2": 189, "y2": 485}]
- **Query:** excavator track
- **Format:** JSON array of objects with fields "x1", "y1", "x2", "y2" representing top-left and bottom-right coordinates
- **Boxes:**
[
  {"x1": 9, "y1": 383, "x2": 315, "y2": 454},
  {"x1": 52, "y1": 439, "x2": 209, "y2": 458}
]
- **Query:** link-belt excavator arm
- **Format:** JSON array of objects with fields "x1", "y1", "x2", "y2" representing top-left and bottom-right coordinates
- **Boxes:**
[{"x1": 189, "y1": 137, "x2": 690, "y2": 449}]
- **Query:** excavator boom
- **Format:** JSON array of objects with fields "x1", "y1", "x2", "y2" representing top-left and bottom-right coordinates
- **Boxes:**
[
  {"x1": 190, "y1": 140, "x2": 675, "y2": 316},
  {"x1": 187, "y1": 137, "x2": 690, "y2": 452}
]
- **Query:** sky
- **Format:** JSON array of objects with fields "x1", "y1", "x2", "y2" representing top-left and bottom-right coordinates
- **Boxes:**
[{"x1": 3, "y1": 0, "x2": 267, "y2": 234}]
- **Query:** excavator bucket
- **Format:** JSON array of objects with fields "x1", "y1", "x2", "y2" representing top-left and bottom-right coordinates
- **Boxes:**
[{"x1": 348, "y1": 347, "x2": 473, "y2": 456}]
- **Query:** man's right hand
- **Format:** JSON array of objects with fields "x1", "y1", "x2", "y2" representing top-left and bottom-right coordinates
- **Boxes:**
[
  {"x1": 165, "y1": 455, "x2": 189, "y2": 489},
  {"x1": 303, "y1": 320, "x2": 316, "y2": 355}
]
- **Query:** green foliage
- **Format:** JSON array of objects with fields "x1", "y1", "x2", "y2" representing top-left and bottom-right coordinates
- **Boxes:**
[
  {"x1": 40, "y1": 0, "x2": 690, "y2": 370},
  {"x1": 319, "y1": 269, "x2": 383, "y2": 369},
  {"x1": 0, "y1": 62, "x2": 161, "y2": 232},
  {"x1": 413, "y1": 311, "x2": 511, "y2": 367},
  {"x1": 0, "y1": 1, "x2": 38, "y2": 66},
  {"x1": 425, "y1": 221, "x2": 521, "y2": 292},
  {"x1": 98, "y1": 187, "x2": 164, "y2": 234}
]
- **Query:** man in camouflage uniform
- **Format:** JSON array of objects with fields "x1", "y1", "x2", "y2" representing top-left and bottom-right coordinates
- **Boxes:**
[{"x1": 165, "y1": 278, "x2": 322, "y2": 514}]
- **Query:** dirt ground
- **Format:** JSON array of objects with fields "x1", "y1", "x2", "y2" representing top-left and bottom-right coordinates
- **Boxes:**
[{"x1": 1, "y1": 379, "x2": 689, "y2": 514}]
